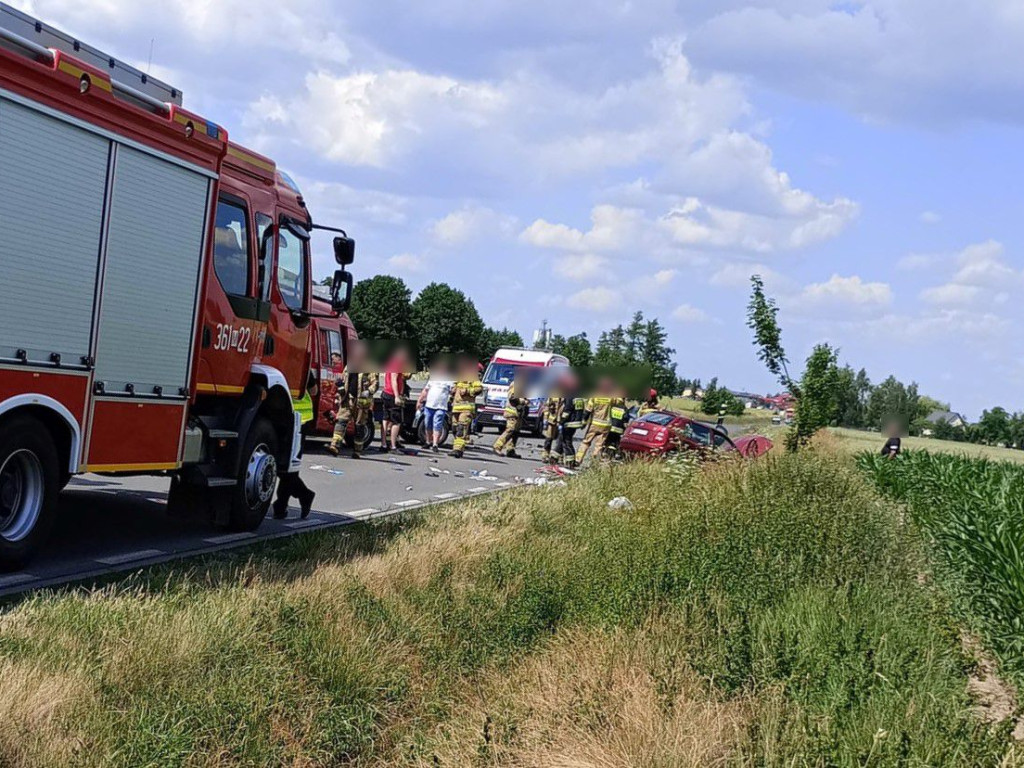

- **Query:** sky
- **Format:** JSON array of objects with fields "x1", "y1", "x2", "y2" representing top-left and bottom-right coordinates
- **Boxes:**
[{"x1": 13, "y1": 0, "x2": 1024, "y2": 418}]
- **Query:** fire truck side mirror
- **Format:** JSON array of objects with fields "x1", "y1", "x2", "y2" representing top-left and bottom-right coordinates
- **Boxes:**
[
  {"x1": 333, "y1": 236, "x2": 355, "y2": 266},
  {"x1": 331, "y1": 270, "x2": 354, "y2": 313}
]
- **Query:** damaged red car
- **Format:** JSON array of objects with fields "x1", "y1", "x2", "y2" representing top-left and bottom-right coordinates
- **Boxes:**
[{"x1": 619, "y1": 411, "x2": 773, "y2": 459}]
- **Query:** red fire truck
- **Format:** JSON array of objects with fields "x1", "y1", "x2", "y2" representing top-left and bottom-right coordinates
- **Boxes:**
[{"x1": 0, "y1": 5, "x2": 356, "y2": 569}]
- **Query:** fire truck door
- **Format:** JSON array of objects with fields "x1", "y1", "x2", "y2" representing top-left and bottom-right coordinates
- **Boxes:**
[{"x1": 85, "y1": 145, "x2": 212, "y2": 471}]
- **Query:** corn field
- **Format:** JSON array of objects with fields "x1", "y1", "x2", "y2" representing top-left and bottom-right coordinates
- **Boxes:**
[{"x1": 860, "y1": 450, "x2": 1024, "y2": 672}]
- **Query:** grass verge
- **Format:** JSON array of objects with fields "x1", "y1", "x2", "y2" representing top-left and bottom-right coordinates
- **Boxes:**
[{"x1": 0, "y1": 452, "x2": 1017, "y2": 766}]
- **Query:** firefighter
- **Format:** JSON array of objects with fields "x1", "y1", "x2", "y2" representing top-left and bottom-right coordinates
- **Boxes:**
[
  {"x1": 574, "y1": 378, "x2": 624, "y2": 466},
  {"x1": 450, "y1": 358, "x2": 484, "y2": 459},
  {"x1": 540, "y1": 385, "x2": 566, "y2": 464},
  {"x1": 604, "y1": 387, "x2": 629, "y2": 459},
  {"x1": 493, "y1": 369, "x2": 530, "y2": 459},
  {"x1": 327, "y1": 342, "x2": 376, "y2": 458},
  {"x1": 560, "y1": 379, "x2": 586, "y2": 468},
  {"x1": 638, "y1": 388, "x2": 659, "y2": 417}
]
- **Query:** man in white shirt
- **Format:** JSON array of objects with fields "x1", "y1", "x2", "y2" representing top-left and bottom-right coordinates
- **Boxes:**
[{"x1": 416, "y1": 362, "x2": 455, "y2": 453}]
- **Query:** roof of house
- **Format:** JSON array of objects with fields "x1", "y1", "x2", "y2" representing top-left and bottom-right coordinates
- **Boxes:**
[{"x1": 926, "y1": 410, "x2": 966, "y2": 425}]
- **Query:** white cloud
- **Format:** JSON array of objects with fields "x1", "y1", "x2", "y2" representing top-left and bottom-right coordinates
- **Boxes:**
[
  {"x1": 920, "y1": 283, "x2": 981, "y2": 306},
  {"x1": 672, "y1": 303, "x2": 709, "y2": 322},
  {"x1": 687, "y1": 0, "x2": 1024, "y2": 125},
  {"x1": 801, "y1": 274, "x2": 892, "y2": 307},
  {"x1": 387, "y1": 253, "x2": 426, "y2": 272},
  {"x1": 918, "y1": 240, "x2": 1022, "y2": 307},
  {"x1": 566, "y1": 286, "x2": 621, "y2": 313},
  {"x1": 430, "y1": 205, "x2": 516, "y2": 246},
  {"x1": 553, "y1": 254, "x2": 609, "y2": 282},
  {"x1": 521, "y1": 205, "x2": 642, "y2": 253}
]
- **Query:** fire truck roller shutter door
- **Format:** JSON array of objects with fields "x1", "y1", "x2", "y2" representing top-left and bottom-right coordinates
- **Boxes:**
[
  {"x1": 92, "y1": 146, "x2": 211, "y2": 397},
  {"x1": 0, "y1": 98, "x2": 110, "y2": 366}
]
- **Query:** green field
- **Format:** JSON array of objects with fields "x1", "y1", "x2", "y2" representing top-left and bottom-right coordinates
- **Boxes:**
[
  {"x1": 0, "y1": 450, "x2": 1019, "y2": 765},
  {"x1": 831, "y1": 426, "x2": 1024, "y2": 464}
]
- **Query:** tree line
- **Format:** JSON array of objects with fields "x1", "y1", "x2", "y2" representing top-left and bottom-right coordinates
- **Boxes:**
[
  {"x1": 746, "y1": 276, "x2": 1022, "y2": 450},
  {"x1": 345, "y1": 275, "x2": 681, "y2": 393}
]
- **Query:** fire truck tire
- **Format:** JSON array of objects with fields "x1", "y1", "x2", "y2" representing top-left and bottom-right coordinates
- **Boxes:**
[
  {"x1": 227, "y1": 417, "x2": 278, "y2": 532},
  {"x1": 0, "y1": 415, "x2": 60, "y2": 571}
]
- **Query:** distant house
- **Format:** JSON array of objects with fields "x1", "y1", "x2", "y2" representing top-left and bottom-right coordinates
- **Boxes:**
[{"x1": 926, "y1": 410, "x2": 967, "y2": 428}]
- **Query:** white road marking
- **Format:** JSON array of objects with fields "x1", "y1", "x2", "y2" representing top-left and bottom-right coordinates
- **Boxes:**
[
  {"x1": 496, "y1": 481, "x2": 511, "y2": 487},
  {"x1": 97, "y1": 549, "x2": 164, "y2": 566},
  {"x1": 204, "y1": 532, "x2": 258, "y2": 545},
  {"x1": 433, "y1": 493, "x2": 458, "y2": 500},
  {"x1": 319, "y1": 507, "x2": 377, "y2": 518},
  {"x1": 466, "y1": 487, "x2": 488, "y2": 493},
  {"x1": 393, "y1": 499, "x2": 423, "y2": 508}
]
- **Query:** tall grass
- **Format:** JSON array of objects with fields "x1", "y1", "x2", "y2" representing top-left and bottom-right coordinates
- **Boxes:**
[
  {"x1": 0, "y1": 453, "x2": 1015, "y2": 765},
  {"x1": 861, "y1": 450, "x2": 1024, "y2": 676}
]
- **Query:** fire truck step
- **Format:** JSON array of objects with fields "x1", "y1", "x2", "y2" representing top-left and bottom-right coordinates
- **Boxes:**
[
  {"x1": 205, "y1": 477, "x2": 238, "y2": 488},
  {"x1": 207, "y1": 429, "x2": 239, "y2": 440}
]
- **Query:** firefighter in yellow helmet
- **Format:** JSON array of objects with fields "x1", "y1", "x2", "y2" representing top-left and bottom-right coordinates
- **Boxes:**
[
  {"x1": 574, "y1": 377, "x2": 625, "y2": 466},
  {"x1": 450, "y1": 357, "x2": 484, "y2": 459},
  {"x1": 540, "y1": 384, "x2": 566, "y2": 465},
  {"x1": 493, "y1": 368, "x2": 530, "y2": 459}
]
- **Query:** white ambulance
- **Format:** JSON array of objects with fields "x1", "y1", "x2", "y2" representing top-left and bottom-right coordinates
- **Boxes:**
[{"x1": 477, "y1": 348, "x2": 569, "y2": 435}]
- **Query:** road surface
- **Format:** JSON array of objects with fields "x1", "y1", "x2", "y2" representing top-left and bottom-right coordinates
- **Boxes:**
[{"x1": 0, "y1": 432, "x2": 558, "y2": 597}]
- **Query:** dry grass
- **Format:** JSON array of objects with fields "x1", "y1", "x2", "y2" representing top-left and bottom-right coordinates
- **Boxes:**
[{"x1": 0, "y1": 455, "x2": 1017, "y2": 765}]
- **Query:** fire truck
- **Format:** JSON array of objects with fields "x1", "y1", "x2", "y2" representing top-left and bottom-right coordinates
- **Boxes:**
[{"x1": 0, "y1": 4, "x2": 355, "y2": 569}]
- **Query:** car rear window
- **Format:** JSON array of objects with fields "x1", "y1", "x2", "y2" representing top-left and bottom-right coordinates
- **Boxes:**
[{"x1": 639, "y1": 413, "x2": 675, "y2": 426}]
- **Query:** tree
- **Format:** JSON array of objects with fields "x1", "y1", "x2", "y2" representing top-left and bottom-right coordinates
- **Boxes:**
[
  {"x1": 551, "y1": 332, "x2": 593, "y2": 369},
  {"x1": 746, "y1": 275, "x2": 797, "y2": 395},
  {"x1": 867, "y1": 376, "x2": 920, "y2": 432},
  {"x1": 349, "y1": 275, "x2": 415, "y2": 342},
  {"x1": 594, "y1": 325, "x2": 629, "y2": 367},
  {"x1": 410, "y1": 282, "x2": 485, "y2": 366},
  {"x1": 976, "y1": 407, "x2": 1012, "y2": 446},
  {"x1": 701, "y1": 378, "x2": 744, "y2": 417},
  {"x1": 835, "y1": 366, "x2": 872, "y2": 428},
  {"x1": 479, "y1": 327, "x2": 524, "y2": 361},
  {"x1": 641, "y1": 317, "x2": 678, "y2": 395},
  {"x1": 790, "y1": 344, "x2": 840, "y2": 449}
]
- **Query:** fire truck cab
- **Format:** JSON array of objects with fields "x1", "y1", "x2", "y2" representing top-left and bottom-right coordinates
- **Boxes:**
[{"x1": 0, "y1": 4, "x2": 355, "y2": 569}]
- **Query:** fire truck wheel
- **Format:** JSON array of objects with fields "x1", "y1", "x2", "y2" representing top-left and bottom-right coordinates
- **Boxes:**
[
  {"x1": 0, "y1": 415, "x2": 60, "y2": 571},
  {"x1": 228, "y1": 417, "x2": 279, "y2": 532}
]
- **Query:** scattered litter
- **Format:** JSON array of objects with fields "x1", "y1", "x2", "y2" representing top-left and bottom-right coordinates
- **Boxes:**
[
  {"x1": 607, "y1": 497, "x2": 635, "y2": 511},
  {"x1": 307, "y1": 465, "x2": 344, "y2": 476},
  {"x1": 454, "y1": 471, "x2": 466, "y2": 478},
  {"x1": 405, "y1": 486, "x2": 414, "y2": 491}
]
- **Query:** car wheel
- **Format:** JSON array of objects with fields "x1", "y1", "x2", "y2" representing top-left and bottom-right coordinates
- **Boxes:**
[{"x1": 0, "y1": 415, "x2": 60, "y2": 571}]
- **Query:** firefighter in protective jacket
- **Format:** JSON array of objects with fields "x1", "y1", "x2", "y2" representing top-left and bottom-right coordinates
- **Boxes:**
[
  {"x1": 638, "y1": 388, "x2": 659, "y2": 417},
  {"x1": 493, "y1": 369, "x2": 530, "y2": 458},
  {"x1": 327, "y1": 370, "x2": 376, "y2": 458},
  {"x1": 451, "y1": 358, "x2": 484, "y2": 459},
  {"x1": 540, "y1": 388, "x2": 566, "y2": 464},
  {"x1": 561, "y1": 391, "x2": 587, "y2": 468},
  {"x1": 574, "y1": 378, "x2": 625, "y2": 465}
]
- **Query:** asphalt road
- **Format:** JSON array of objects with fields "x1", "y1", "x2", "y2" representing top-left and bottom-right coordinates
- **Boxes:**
[{"x1": 0, "y1": 432, "x2": 558, "y2": 597}]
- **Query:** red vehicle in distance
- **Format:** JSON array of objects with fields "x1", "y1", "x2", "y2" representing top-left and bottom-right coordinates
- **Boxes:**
[{"x1": 620, "y1": 411, "x2": 773, "y2": 459}]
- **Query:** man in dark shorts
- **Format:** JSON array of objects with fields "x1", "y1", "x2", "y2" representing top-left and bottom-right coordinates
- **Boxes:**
[
  {"x1": 881, "y1": 420, "x2": 902, "y2": 459},
  {"x1": 380, "y1": 347, "x2": 411, "y2": 453}
]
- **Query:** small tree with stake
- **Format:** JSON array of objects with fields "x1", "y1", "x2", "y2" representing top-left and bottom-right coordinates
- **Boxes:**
[{"x1": 747, "y1": 275, "x2": 839, "y2": 451}]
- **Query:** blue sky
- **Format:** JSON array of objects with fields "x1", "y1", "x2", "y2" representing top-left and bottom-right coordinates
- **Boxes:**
[{"x1": 17, "y1": 0, "x2": 1024, "y2": 418}]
